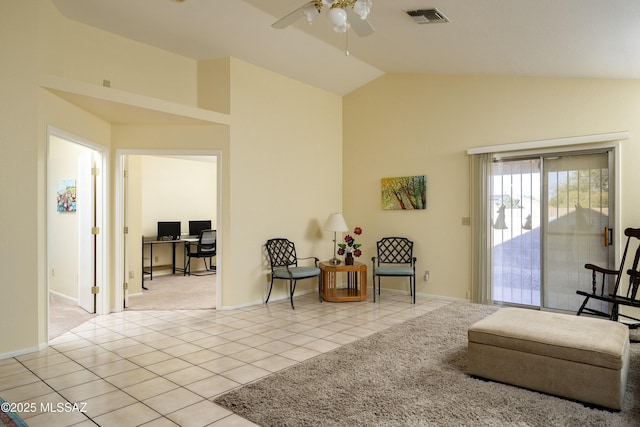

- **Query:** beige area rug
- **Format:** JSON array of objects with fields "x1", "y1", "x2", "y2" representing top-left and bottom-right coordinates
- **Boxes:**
[
  {"x1": 127, "y1": 272, "x2": 216, "y2": 310},
  {"x1": 215, "y1": 302, "x2": 640, "y2": 426},
  {"x1": 49, "y1": 293, "x2": 96, "y2": 340}
]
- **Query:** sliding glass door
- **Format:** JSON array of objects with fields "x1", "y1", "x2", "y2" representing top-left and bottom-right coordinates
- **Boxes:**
[
  {"x1": 543, "y1": 153, "x2": 612, "y2": 311},
  {"x1": 491, "y1": 151, "x2": 614, "y2": 312},
  {"x1": 492, "y1": 159, "x2": 541, "y2": 306}
]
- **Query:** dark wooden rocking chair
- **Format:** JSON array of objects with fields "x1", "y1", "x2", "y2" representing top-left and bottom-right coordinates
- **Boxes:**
[{"x1": 576, "y1": 227, "x2": 640, "y2": 328}]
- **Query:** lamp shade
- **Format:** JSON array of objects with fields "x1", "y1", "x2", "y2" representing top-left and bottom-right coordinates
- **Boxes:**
[{"x1": 323, "y1": 213, "x2": 348, "y2": 232}]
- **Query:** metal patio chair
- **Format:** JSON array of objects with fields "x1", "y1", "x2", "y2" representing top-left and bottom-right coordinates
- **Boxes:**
[
  {"x1": 371, "y1": 237, "x2": 417, "y2": 303},
  {"x1": 265, "y1": 238, "x2": 321, "y2": 309}
]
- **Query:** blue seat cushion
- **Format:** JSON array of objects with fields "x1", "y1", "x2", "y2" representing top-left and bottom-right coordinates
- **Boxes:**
[
  {"x1": 273, "y1": 266, "x2": 320, "y2": 279},
  {"x1": 374, "y1": 266, "x2": 414, "y2": 276}
]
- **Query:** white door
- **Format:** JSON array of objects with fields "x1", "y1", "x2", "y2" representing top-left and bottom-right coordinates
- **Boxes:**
[
  {"x1": 123, "y1": 155, "x2": 129, "y2": 307},
  {"x1": 77, "y1": 151, "x2": 102, "y2": 313}
]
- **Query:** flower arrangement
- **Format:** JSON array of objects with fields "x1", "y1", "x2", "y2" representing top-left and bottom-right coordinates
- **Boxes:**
[{"x1": 338, "y1": 226, "x2": 363, "y2": 257}]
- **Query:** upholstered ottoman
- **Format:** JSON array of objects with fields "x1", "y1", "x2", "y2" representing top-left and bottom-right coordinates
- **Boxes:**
[{"x1": 468, "y1": 307, "x2": 630, "y2": 410}]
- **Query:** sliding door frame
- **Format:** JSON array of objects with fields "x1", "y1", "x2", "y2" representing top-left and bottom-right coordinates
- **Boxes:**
[{"x1": 468, "y1": 132, "x2": 626, "y2": 307}]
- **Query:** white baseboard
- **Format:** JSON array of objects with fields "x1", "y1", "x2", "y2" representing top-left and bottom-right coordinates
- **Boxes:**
[
  {"x1": 217, "y1": 288, "x2": 317, "y2": 310},
  {"x1": 367, "y1": 286, "x2": 468, "y2": 302},
  {"x1": 0, "y1": 343, "x2": 47, "y2": 361},
  {"x1": 49, "y1": 290, "x2": 78, "y2": 304},
  {"x1": 418, "y1": 291, "x2": 468, "y2": 303},
  {"x1": 218, "y1": 287, "x2": 467, "y2": 311}
]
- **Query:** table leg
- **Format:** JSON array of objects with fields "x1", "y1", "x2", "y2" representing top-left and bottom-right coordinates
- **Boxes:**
[
  {"x1": 361, "y1": 269, "x2": 367, "y2": 300},
  {"x1": 172, "y1": 242, "x2": 177, "y2": 274},
  {"x1": 142, "y1": 238, "x2": 148, "y2": 290},
  {"x1": 143, "y1": 242, "x2": 152, "y2": 290}
]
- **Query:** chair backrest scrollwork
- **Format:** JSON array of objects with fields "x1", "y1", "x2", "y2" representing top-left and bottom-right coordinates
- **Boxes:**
[
  {"x1": 376, "y1": 237, "x2": 413, "y2": 265},
  {"x1": 266, "y1": 238, "x2": 298, "y2": 269}
]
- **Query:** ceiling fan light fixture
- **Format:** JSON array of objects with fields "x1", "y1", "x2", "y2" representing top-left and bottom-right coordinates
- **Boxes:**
[
  {"x1": 332, "y1": 23, "x2": 350, "y2": 33},
  {"x1": 272, "y1": 0, "x2": 374, "y2": 38},
  {"x1": 303, "y1": 4, "x2": 320, "y2": 23},
  {"x1": 328, "y1": 7, "x2": 347, "y2": 27},
  {"x1": 353, "y1": 0, "x2": 372, "y2": 20}
]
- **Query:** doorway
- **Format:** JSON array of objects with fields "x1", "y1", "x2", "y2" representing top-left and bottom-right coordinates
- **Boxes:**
[
  {"x1": 491, "y1": 150, "x2": 615, "y2": 312},
  {"x1": 115, "y1": 150, "x2": 221, "y2": 312},
  {"x1": 47, "y1": 128, "x2": 107, "y2": 338}
]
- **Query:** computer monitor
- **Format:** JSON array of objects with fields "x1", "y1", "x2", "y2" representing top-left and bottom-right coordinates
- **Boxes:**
[
  {"x1": 189, "y1": 220, "x2": 212, "y2": 237},
  {"x1": 157, "y1": 221, "x2": 181, "y2": 240}
]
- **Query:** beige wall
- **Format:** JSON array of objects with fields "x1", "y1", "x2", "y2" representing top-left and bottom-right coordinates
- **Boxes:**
[
  {"x1": 198, "y1": 58, "x2": 231, "y2": 115},
  {"x1": 223, "y1": 58, "x2": 343, "y2": 308},
  {"x1": 38, "y1": 0, "x2": 197, "y2": 106},
  {"x1": 111, "y1": 59, "x2": 343, "y2": 310},
  {"x1": 343, "y1": 74, "x2": 640, "y2": 300},
  {"x1": 0, "y1": 1, "x2": 40, "y2": 354},
  {"x1": 139, "y1": 156, "x2": 217, "y2": 237}
]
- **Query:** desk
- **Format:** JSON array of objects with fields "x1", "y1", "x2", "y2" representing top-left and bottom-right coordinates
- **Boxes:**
[
  {"x1": 142, "y1": 236, "x2": 197, "y2": 289},
  {"x1": 319, "y1": 261, "x2": 367, "y2": 302}
]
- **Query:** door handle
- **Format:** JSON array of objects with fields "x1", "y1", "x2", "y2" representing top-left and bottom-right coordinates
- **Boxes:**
[{"x1": 604, "y1": 226, "x2": 613, "y2": 247}]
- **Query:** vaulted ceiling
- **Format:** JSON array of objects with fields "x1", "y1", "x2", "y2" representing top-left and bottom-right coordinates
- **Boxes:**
[{"x1": 51, "y1": 0, "x2": 640, "y2": 95}]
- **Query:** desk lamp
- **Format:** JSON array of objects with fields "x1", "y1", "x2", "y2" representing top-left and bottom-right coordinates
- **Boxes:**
[{"x1": 323, "y1": 213, "x2": 349, "y2": 265}]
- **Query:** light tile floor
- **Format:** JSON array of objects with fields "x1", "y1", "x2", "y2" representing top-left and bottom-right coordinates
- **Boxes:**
[{"x1": 1, "y1": 291, "x2": 451, "y2": 427}]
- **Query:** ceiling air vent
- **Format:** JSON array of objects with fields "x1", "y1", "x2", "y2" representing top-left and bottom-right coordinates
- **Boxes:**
[{"x1": 406, "y1": 8, "x2": 450, "y2": 24}]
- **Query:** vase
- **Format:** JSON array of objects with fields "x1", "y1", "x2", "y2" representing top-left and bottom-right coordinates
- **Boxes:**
[{"x1": 345, "y1": 252, "x2": 354, "y2": 265}]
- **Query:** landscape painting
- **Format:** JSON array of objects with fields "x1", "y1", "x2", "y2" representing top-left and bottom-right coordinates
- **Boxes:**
[{"x1": 381, "y1": 175, "x2": 427, "y2": 210}]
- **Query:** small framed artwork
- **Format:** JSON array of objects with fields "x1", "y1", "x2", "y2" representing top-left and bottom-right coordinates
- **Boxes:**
[
  {"x1": 57, "y1": 178, "x2": 77, "y2": 212},
  {"x1": 381, "y1": 175, "x2": 426, "y2": 210}
]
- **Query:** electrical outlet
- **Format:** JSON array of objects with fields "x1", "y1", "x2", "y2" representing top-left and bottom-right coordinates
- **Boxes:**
[
  {"x1": 154, "y1": 256, "x2": 159, "y2": 262},
  {"x1": 129, "y1": 271, "x2": 135, "y2": 279},
  {"x1": 424, "y1": 270, "x2": 430, "y2": 281},
  {"x1": 461, "y1": 217, "x2": 471, "y2": 226}
]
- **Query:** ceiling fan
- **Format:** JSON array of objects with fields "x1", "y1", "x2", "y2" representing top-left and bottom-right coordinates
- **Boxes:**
[{"x1": 272, "y1": 0, "x2": 374, "y2": 37}]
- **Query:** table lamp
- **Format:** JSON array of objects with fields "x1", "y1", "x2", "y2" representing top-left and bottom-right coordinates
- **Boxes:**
[{"x1": 323, "y1": 213, "x2": 349, "y2": 265}]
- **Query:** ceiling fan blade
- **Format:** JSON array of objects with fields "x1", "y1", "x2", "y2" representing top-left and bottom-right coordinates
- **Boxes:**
[
  {"x1": 272, "y1": 1, "x2": 316, "y2": 29},
  {"x1": 346, "y1": 7, "x2": 374, "y2": 37}
]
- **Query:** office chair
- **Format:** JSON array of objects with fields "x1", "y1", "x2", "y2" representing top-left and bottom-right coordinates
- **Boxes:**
[{"x1": 185, "y1": 229, "x2": 216, "y2": 276}]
